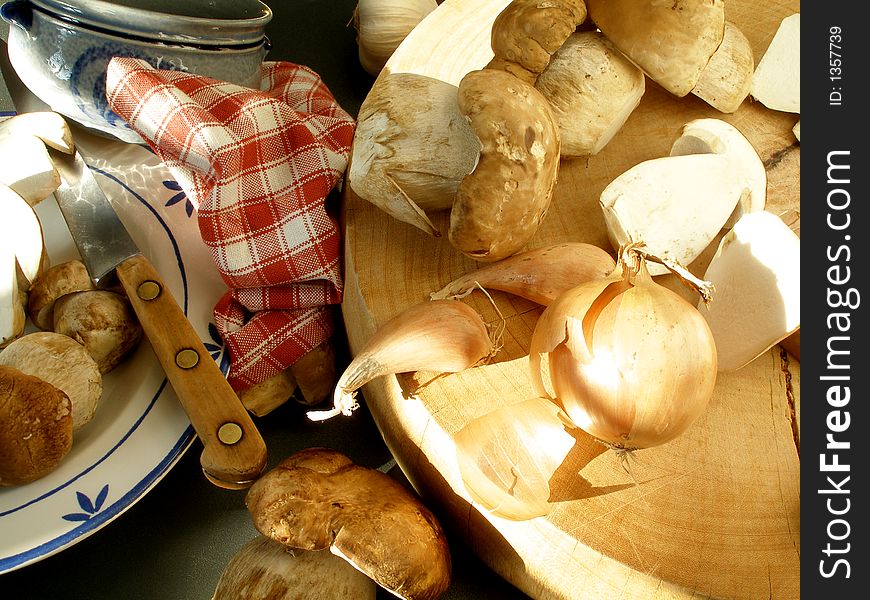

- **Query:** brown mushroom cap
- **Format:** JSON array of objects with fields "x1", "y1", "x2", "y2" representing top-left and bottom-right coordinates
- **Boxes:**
[
  {"x1": 0, "y1": 364, "x2": 73, "y2": 486},
  {"x1": 52, "y1": 289, "x2": 143, "y2": 374},
  {"x1": 27, "y1": 259, "x2": 95, "y2": 331},
  {"x1": 0, "y1": 331, "x2": 102, "y2": 431},
  {"x1": 487, "y1": 0, "x2": 588, "y2": 84},
  {"x1": 245, "y1": 448, "x2": 451, "y2": 600},
  {"x1": 449, "y1": 68, "x2": 561, "y2": 262},
  {"x1": 586, "y1": 0, "x2": 725, "y2": 97}
]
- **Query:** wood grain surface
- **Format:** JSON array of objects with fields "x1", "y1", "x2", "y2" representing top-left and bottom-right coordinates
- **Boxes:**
[{"x1": 341, "y1": 1, "x2": 801, "y2": 598}]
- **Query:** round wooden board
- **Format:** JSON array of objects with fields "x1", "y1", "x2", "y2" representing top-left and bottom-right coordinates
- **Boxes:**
[{"x1": 341, "y1": 1, "x2": 801, "y2": 598}]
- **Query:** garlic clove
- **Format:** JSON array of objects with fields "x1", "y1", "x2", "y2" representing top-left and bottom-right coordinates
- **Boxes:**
[
  {"x1": 308, "y1": 299, "x2": 495, "y2": 421},
  {"x1": 670, "y1": 118, "x2": 767, "y2": 227},
  {"x1": 793, "y1": 120, "x2": 800, "y2": 142},
  {"x1": 353, "y1": 0, "x2": 438, "y2": 77},
  {"x1": 599, "y1": 153, "x2": 746, "y2": 276},
  {"x1": 698, "y1": 211, "x2": 800, "y2": 372},
  {"x1": 430, "y1": 242, "x2": 615, "y2": 306},
  {"x1": 455, "y1": 397, "x2": 577, "y2": 520}
]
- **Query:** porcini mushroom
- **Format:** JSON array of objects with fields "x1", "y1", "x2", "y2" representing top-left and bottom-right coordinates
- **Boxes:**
[
  {"x1": 1, "y1": 243, "x2": 26, "y2": 348},
  {"x1": 239, "y1": 339, "x2": 337, "y2": 416},
  {"x1": 690, "y1": 21, "x2": 755, "y2": 114},
  {"x1": 245, "y1": 448, "x2": 451, "y2": 600},
  {"x1": 486, "y1": 0, "x2": 588, "y2": 84},
  {"x1": 0, "y1": 112, "x2": 74, "y2": 206},
  {"x1": 535, "y1": 30, "x2": 645, "y2": 158},
  {"x1": 0, "y1": 332, "x2": 103, "y2": 432},
  {"x1": 52, "y1": 290, "x2": 144, "y2": 374},
  {"x1": 698, "y1": 211, "x2": 800, "y2": 371},
  {"x1": 449, "y1": 67, "x2": 561, "y2": 262},
  {"x1": 0, "y1": 364, "x2": 73, "y2": 486},
  {"x1": 586, "y1": 0, "x2": 725, "y2": 98},
  {"x1": 348, "y1": 72, "x2": 480, "y2": 237},
  {"x1": 213, "y1": 536, "x2": 377, "y2": 600},
  {"x1": 26, "y1": 259, "x2": 96, "y2": 331},
  {"x1": 599, "y1": 153, "x2": 747, "y2": 275},
  {"x1": 0, "y1": 183, "x2": 48, "y2": 292},
  {"x1": 669, "y1": 118, "x2": 766, "y2": 226},
  {"x1": 751, "y1": 13, "x2": 800, "y2": 114}
]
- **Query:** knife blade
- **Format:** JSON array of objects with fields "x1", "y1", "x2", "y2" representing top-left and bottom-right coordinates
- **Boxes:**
[{"x1": 49, "y1": 147, "x2": 268, "y2": 490}]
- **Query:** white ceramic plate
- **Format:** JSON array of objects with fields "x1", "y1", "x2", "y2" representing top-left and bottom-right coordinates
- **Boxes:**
[{"x1": 0, "y1": 125, "x2": 229, "y2": 573}]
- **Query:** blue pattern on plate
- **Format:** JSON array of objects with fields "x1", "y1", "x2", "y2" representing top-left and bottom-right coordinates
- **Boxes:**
[
  {"x1": 62, "y1": 486, "x2": 110, "y2": 522},
  {"x1": 163, "y1": 180, "x2": 195, "y2": 218}
]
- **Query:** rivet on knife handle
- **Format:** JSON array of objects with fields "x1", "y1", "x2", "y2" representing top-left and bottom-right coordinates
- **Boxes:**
[{"x1": 117, "y1": 254, "x2": 268, "y2": 487}]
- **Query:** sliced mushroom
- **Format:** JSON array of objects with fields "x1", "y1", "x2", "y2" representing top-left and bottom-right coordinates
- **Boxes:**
[
  {"x1": 449, "y1": 68, "x2": 561, "y2": 262},
  {"x1": 486, "y1": 0, "x2": 588, "y2": 84},
  {"x1": 1, "y1": 242, "x2": 26, "y2": 348},
  {"x1": 0, "y1": 332, "x2": 103, "y2": 432},
  {"x1": 26, "y1": 259, "x2": 96, "y2": 331},
  {"x1": 670, "y1": 118, "x2": 766, "y2": 227},
  {"x1": 698, "y1": 211, "x2": 800, "y2": 371},
  {"x1": 52, "y1": 290, "x2": 144, "y2": 374},
  {"x1": 691, "y1": 21, "x2": 755, "y2": 113},
  {"x1": 0, "y1": 364, "x2": 73, "y2": 486},
  {"x1": 535, "y1": 30, "x2": 645, "y2": 158},
  {"x1": 0, "y1": 134, "x2": 62, "y2": 207},
  {"x1": 0, "y1": 183, "x2": 48, "y2": 292},
  {"x1": 751, "y1": 13, "x2": 800, "y2": 114},
  {"x1": 600, "y1": 153, "x2": 746, "y2": 275},
  {"x1": 246, "y1": 448, "x2": 451, "y2": 600},
  {"x1": 213, "y1": 536, "x2": 377, "y2": 600},
  {"x1": 586, "y1": 0, "x2": 725, "y2": 98},
  {"x1": 0, "y1": 111, "x2": 75, "y2": 154}
]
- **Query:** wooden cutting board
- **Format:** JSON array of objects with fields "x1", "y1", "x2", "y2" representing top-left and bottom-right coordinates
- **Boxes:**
[{"x1": 341, "y1": 1, "x2": 800, "y2": 598}]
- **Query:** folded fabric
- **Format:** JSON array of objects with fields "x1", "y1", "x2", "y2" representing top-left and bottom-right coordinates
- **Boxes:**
[{"x1": 106, "y1": 57, "x2": 356, "y2": 390}]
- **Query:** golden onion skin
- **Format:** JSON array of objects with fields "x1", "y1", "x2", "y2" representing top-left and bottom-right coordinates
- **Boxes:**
[{"x1": 529, "y1": 259, "x2": 717, "y2": 450}]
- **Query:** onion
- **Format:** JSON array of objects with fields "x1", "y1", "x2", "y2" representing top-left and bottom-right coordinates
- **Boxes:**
[{"x1": 529, "y1": 244, "x2": 718, "y2": 450}]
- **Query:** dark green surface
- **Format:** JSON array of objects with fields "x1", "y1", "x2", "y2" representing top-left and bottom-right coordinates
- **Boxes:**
[{"x1": 1, "y1": 1, "x2": 531, "y2": 598}]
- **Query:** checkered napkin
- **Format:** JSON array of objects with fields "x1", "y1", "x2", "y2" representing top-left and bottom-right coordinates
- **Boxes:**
[{"x1": 105, "y1": 57, "x2": 356, "y2": 390}]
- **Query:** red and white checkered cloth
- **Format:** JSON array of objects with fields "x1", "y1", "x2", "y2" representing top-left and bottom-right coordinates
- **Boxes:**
[{"x1": 106, "y1": 57, "x2": 356, "y2": 390}]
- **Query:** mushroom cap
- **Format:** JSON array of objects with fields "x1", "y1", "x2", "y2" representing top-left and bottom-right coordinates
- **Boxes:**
[
  {"x1": 0, "y1": 364, "x2": 73, "y2": 486},
  {"x1": 245, "y1": 448, "x2": 451, "y2": 600},
  {"x1": 52, "y1": 289, "x2": 143, "y2": 374},
  {"x1": 212, "y1": 536, "x2": 377, "y2": 600},
  {"x1": 488, "y1": 0, "x2": 588, "y2": 84},
  {"x1": 0, "y1": 331, "x2": 102, "y2": 431},
  {"x1": 449, "y1": 68, "x2": 561, "y2": 262},
  {"x1": 27, "y1": 259, "x2": 95, "y2": 331},
  {"x1": 587, "y1": 0, "x2": 725, "y2": 97}
]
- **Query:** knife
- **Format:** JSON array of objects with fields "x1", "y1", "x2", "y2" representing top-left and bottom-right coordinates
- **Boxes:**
[{"x1": 48, "y1": 147, "x2": 268, "y2": 490}]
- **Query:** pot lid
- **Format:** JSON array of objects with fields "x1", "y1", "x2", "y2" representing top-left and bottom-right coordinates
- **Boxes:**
[{"x1": 29, "y1": 0, "x2": 272, "y2": 46}]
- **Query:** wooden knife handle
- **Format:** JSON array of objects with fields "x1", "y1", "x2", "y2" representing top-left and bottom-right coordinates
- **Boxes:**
[{"x1": 115, "y1": 254, "x2": 267, "y2": 488}]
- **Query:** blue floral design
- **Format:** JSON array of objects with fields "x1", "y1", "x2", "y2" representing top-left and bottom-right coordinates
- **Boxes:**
[
  {"x1": 163, "y1": 180, "x2": 194, "y2": 218},
  {"x1": 204, "y1": 323, "x2": 232, "y2": 377},
  {"x1": 62, "y1": 485, "x2": 109, "y2": 522}
]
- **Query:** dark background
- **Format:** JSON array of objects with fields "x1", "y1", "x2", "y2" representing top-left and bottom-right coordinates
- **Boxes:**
[{"x1": 0, "y1": 1, "x2": 530, "y2": 598}]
